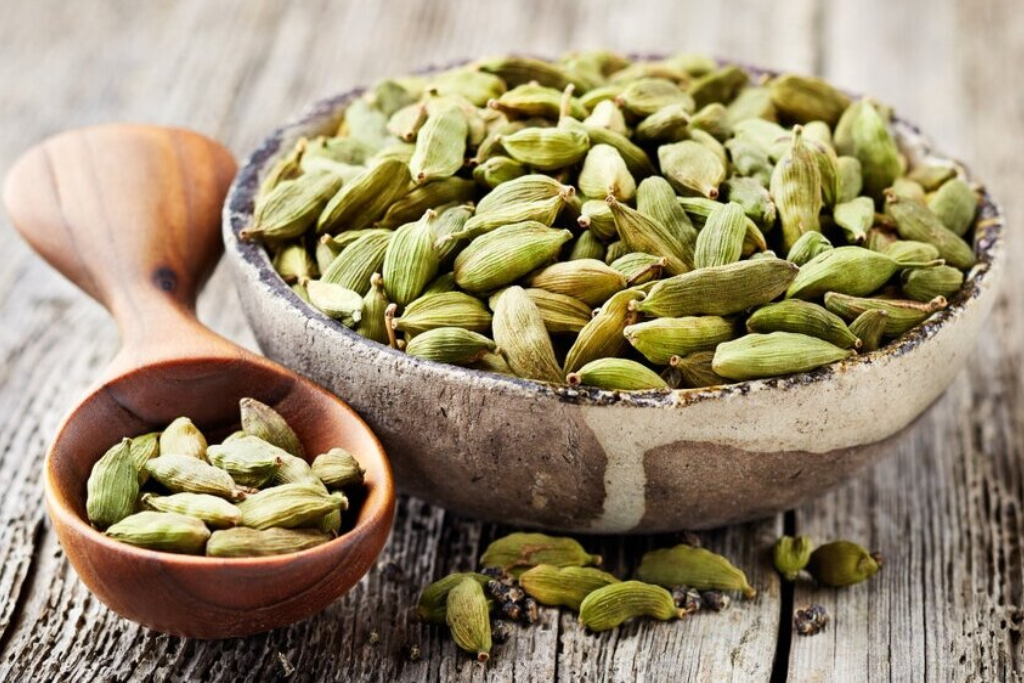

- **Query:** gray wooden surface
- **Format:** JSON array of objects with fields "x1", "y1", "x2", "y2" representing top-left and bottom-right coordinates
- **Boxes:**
[{"x1": 0, "y1": 1, "x2": 1021, "y2": 681}]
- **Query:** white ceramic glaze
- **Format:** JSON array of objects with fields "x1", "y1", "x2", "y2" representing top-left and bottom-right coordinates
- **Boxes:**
[{"x1": 222, "y1": 62, "x2": 1005, "y2": 532}]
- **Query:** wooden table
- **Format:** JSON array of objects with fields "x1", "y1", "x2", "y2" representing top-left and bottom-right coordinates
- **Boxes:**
[{"x1": 1, "y1": 1, "x2": 1021, "y2": 680}]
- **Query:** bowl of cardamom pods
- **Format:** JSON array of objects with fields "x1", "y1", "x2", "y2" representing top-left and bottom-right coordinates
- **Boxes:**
[{"x1": 223, "y1": 52, "x2": 1004, "y2": 533}]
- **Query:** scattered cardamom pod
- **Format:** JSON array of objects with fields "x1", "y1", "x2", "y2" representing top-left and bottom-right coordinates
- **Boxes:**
[
  {"x1": 578, "y1": 581, "x2": 685, "y2": 632},
  {"x1": 638, "y1": 544, "x2": 757, "y2": 598},
  {"x1": 773, "y1": 535, "x2": 814, "y2": 581},
  {"x1": 806, "y1": 540, "x2": 883, "y2": 587},
  {"x1": 519, "y1": 564, "x2": 621, "y2": 611}
]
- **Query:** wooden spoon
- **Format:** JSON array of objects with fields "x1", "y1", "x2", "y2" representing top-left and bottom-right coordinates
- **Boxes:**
[{"x1": 2, "y1": 124, "x2": 394, "y2": 639}]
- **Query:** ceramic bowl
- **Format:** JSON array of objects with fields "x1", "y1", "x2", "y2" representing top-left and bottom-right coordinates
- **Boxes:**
[{"x1": 222, "y1": 61, "x2": 1005, "y2": 533}]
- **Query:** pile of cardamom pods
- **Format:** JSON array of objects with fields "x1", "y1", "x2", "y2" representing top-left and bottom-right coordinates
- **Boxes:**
[
  {"x1": 420, "y1": 531, "x2": 882, "y2": 660},
  {"x1": 419, "y1": 532, "x2": 756, "y2": 661},
  {"x1": 85, "y1": 398, "x2": 365, "y2": 556},
  {"x1": 246, "y1": 52, "x2": 979, "y2": 390}
]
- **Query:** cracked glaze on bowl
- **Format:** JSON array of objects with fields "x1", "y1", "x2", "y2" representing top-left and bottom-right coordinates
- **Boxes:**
[{"x1": 223, "y1": 63, "x2": 1005, "y2": 533}]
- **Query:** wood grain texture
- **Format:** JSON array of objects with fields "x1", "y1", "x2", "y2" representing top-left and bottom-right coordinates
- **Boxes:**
[{"x1": 0, "y1": 0, "x2": 1018, "y2": 680}]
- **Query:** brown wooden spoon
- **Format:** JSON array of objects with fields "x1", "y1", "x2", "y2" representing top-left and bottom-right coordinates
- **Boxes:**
[{"x1": 2, "y1": 124, "x2": 395, "y2": 639}]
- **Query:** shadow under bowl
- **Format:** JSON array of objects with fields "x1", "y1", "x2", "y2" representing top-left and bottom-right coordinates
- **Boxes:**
[
  {"x1": 46, "y1": 355, "x2": 395, "y2": 638},
  {"x1": 222, "y1": 59, "x2": 1006, "y2": 534}
]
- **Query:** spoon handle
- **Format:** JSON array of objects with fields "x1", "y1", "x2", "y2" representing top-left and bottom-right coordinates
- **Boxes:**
[{"x1": 3, "y1": 124, "x2": 239, "y2": 371}]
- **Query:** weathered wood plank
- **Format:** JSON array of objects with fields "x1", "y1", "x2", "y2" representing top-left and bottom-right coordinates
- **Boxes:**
[
  {"x1": 0, "y1": 1, "x2": 790, "y2": 681},
  {"x1": 787, "y1": 1, "x2": 1024, "y2": 681}
]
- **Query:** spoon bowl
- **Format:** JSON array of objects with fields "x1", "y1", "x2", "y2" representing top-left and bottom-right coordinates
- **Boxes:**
[{"x1": 4, "y1": 124, "x2": 395, "y2": 638}]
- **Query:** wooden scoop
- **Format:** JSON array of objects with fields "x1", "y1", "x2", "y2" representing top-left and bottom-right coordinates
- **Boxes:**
[{"x1": 3, "y1": 124, "x2": 394, "y2": 639}]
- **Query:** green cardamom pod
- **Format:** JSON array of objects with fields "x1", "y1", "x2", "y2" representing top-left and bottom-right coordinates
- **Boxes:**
[
  {"x1": 831, "y1": 196, "x2": 874, "y2": 244},
  {"x1": 825, "y1": 292, "x2": 947, "y2": 337},
  {"x1": 713, "y1": 332, "x2": 854, "y2": 381},
  {"x1": 567, "y1": 358, "x2": 669, "y2": 391},
  {"x1": 405, "y1": 327, "x2": 497, "y2": 366},
  {"x1": 722, "y1": 177, "x2": 777, "y2": 229},
  {"x1": 836, "y1": 155, "x2": 864, "y2": 204},
  {"x1": 317, "y1": 158, "x2": 411, "y2": 234},
  {"x1": 687, "y1": 102, "x2": 732, "y2": 141},
  {"x1": 890, "y1": 177, "x2": 926, "y2": 203},
  {"x1": 564, "y1": 288, "x2": 645, "y2": 375},
  {"x1": 481, "y1": 532, "x2": 601, "y2": 576},
  {"x1": 687, "y1": 65, "x2": 749, "y2": 109},
  {"x1": 908, "y1": 164, "x2": 957, "y2": 191},
  {"x1": 106, "y1": 511, "x2": 210, "y2": 554},
  {"x1": 240, "y1": 397, "x2": 304, "y2": 457},
  {"x1": 453, "y1": 222, "x2": 572, "y2": 294},
  {"x1": 206, "y1": 527, "x2": 331, "y2": 558},
  {"x1": 382, "y1": 211, "x2": 440, "y2": 306},
  {"x1": 607, "y1": 196, "x2": 690, "y2": 275},
  {"x1": 624, "y1": 316, "x2": 735, "y2": 366},
  {"x1": 271, "y1": 451, "x2": 322, "y2": 487},
  {"x1": 429, "y1": 68, "x2": 507, "y2": 107},
  {"x1": 393, "y1": 291, "x2": 492, "y2": 335},
  {"x1": 902, "y1": 264, "x2": 964, "y2": 302},
  {"x1": 523, "y1": 288, "x2": 593, "y2": 335},
  {"x1": 472, "y1": 155, "x2": 527, "y2": 189},
  {"x1": 841, "y1": 99, "x2": 902, "y2": 200},
  {"x1": 386, "y1": 101, "x2": 428, "y2": 142},
  {"x1": 141, "y1": 492, "x2": 241, "y2": 529},
  {"x1": 927, "y1": 178, "x2": 977, "y2": 237},
  {"x1": 637, "y1": 259, "x2": 798, "y2": 318},
  {"x1": 145, "y1": 454, "x2": 245, "y2": 500},
  {"x1": 409, "y1": 106, "x2": 468, "y2": 183},
  {"x1": 159, "y1": 417, "x2": 207, "y2": 460},
  {"x1": 636, "y1": 176, "x2": 698, "y2": 266},
  {"x1": 502, "y1": 118, "x2": 590, "y2": 171},
  {"x1": 417, "y1": 572, "x2": 492, "y2": 624},
  {"x1": 882, "y1": 239, "x2": 940, "y2": 263},
  {"x1": 747, "y1": 300, "x2": 860, "y2": 349},
  {"x1": 724, "y1": 136, "x2": 773, "y2": 186},
  {"x1": 356, "y1": 272, "x2": 391, "y2": 344},
  {"x1": 583, "y1": 99, "x2": 630, "y2": 135},
  {"x1": 786, "y1": 246, "x2": 938, "y2": 300},
  {"x1": 884, "y1": 191, "x2": 975, "y2": 270},
  {"x1": 658, "y1": 140, "x2": 725, "y2": 199},
  {"x1": 207, "y1": 435, "x2": 284, "y2": 488},
  {"x1": 578, "y1": 581, "x2": 684, "y2": 632},
  {"x1": 377, "y1": 176, "x2": 476, "y2": 228},
  {"x1": 584, "y1": 125, "x2": 658, "y2": 179},
  {"x1": 237, "y1": 483, "x2": 346, "y2": 530},
  {"x1": 492, "y1": 286, "x2": 563, "y2": 383},
  {"x1": 259, "y1": 139, "x2": 305, "y2": 198},
  {"x1": 770, "y1": 126, "x2": 823, "y2": 252},
  {"x1": 786, "y1": 231, "x2": 833, "y2": 266},
  {"x1": 476, "y1": 56, "x2": 577, "y2": 91},
  {"x1": 489, "y1": 82, "x2": 586, "y2": 120},
  {"x1": 726, "y1": 86, "x2": 777, "y2": 125},
  {"x1": 578, "y1": 144, "x2": 636, "y2": 201},
  {"x1": 304, "y1": 279, "x2": 364, "y2": 327},
  {"x1": 610, "y1": 253, "x2": 667, "y2": 286},
  {"x1": 768, "y1": 74, "x2": 850, "y2": 126},
  {"x1": 669, "y1": 351, "x2": 727, "y2": 388},
  {"x1": 615, "y1": 77, "x2": 693, "y2": 117},
  {"x1": 577, "y1": 199, "x2": 618, "y2": 243},
  {"x1": 244, "y1": 172, "x2": 344, "y2": 242},
  {"x1": 807, "y1": 540, "x2": 882, "y2": 587},
  {"x1": 320, "y1": 230, "x2": 392, "y2": 296},
  {"x1": 638, "y1": 544, "x2": 757, "y2": 598},
  {"x1": 446, "y1": 577, "x2": 492, "y2": 662},
  {"x1": 773, "y1": 535, "x2": 814, "y2": 581},
  {"x1": 528, "y1": 259, "x2": 627, "y2": 307},
  {"x1": 272, "y1": 243, "x2": 317, "y2": 284},
  {"x1": 694, "y1": 202, "x2": 747, "y2": 268},
  {"x1": 520, "y1": 564, "x2": 621, "y2": 611},
  {"x1": 86, "y1": 438, "x2": 139, "y2": 529},
  {"x1": 568, "y1": 230, "x2": 607, "y2": 262},
  {"x1": 128, "y1": 432, "x2": 160, "y2": 484},
  {"x1": 311, "y1": 448, "x2": 365, "y2": 489},
  {"x1": 848, "y1": 309, "x2": 890, "y2": 352}
]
